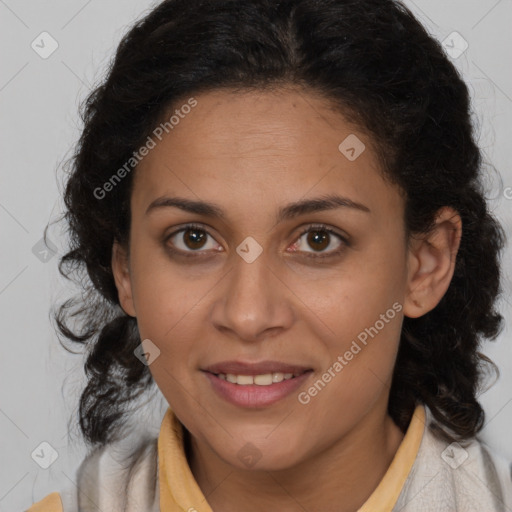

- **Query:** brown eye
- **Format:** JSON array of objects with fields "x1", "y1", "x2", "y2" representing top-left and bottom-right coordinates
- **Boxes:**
[
  {"x1": 289, "y1": 224, "x2": 348, "y2": 258},
  {"x1": 306, "y1": 230, "x2": 330, "y2": 251},
  {"x1": 182, "y1": 228, "x2": 207, "y2": 250},
  {"x1": 166, "y1": 224, "x2": 221, "y2": 255}
]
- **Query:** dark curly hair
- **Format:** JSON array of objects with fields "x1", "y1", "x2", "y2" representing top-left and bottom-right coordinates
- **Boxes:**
[{"x1": 50, "y1": 0, "x2": 506, "y2": 448}]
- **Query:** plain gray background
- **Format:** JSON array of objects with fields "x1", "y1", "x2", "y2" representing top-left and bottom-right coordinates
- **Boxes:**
[{"x1": 1, "y1": 1, "x2": 511, "y2": 510}]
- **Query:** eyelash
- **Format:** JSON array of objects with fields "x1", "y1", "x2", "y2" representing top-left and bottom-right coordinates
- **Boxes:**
[
  {"x1": 293, "y1": 223, "x2": 349, "y2": 259},
  {"x1": 164, "y1": 222, "x2": 349, "y2": 260}
]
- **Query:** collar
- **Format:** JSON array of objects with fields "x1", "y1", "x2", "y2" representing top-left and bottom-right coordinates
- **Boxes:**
[{"x1": 158, "y1": 404, "x2": 426, "y2": 512}]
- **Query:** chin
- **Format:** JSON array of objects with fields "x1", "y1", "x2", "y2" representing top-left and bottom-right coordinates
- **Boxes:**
[{"x1": 218, "y1": 437, "x2": 306, "y2": 472}]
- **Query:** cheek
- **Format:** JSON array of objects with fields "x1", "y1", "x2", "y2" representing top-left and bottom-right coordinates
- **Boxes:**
[
  {"x1": 131, "y1": 267, "x2": 203, "y2": 410},
  {"x1": 127, "y1": 275, "x2": 199, "y2": 388},
  {"x1": 129, "y1": 241, "x2": 205, "y2": 334},
  {"x1": 289, "y1": 245, "x2": 406, "y2": 345},
  {"x1": 293, "y1": 237, "x2": 406, "y2": 397}
]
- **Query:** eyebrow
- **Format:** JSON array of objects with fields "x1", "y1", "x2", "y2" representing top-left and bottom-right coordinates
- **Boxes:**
[{"x1": 145, "y1": 193, "x2": 370, "y2": 222}]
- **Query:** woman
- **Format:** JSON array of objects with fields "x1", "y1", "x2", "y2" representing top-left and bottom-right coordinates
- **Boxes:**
[{"x1": 27, "y1": 0, "x2": 512, "y2": 510}]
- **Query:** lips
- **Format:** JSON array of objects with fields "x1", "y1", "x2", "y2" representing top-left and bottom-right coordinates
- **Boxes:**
[
  {"x1": 202, "y1": 360, "x2": 313, "y2": 376},
  {"x1": 203, "y1": 367, "x2": 314, "y2": 408}
]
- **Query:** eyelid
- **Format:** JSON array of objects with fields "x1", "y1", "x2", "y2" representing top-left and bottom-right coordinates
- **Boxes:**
[
  {"x1": 291, "y1": 223, "x2": 350, "y2": 258},
  {"x1": 164, "y1": 222, "x2": 222, "y2": 257},
  {"x1": 164, "y1": 222, "x2": 350, "y2": 258},
  {"x1": 295, "y1": 223, "x2": 349, "y2": 244}
]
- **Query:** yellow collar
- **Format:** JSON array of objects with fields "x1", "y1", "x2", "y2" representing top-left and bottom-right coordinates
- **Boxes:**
[
  {"x1": 358, "y1": 404, "x2": 426, "y2": 511},
  {"x1": 158, "y1": 404, "x2": 426, "y2": 512}
]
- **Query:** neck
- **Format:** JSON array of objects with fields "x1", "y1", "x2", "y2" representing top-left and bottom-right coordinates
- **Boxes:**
[{"x1": 186, "y1": 404, "x2": 407, "y2": 512}]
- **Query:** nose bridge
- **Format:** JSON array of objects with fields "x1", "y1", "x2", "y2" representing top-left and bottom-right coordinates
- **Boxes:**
[{"x1": 210, "y1": 240, "x2": 293, "y2": 341}]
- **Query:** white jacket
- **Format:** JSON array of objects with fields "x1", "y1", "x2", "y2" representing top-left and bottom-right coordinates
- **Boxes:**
[{"x1": 27, "y1": 403, "x2": 512, "y2": 512}]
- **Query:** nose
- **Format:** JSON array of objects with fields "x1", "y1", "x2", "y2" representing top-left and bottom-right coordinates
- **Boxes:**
[{"x1": 209, "y1": 246, "x2": 295, "y2": 343}]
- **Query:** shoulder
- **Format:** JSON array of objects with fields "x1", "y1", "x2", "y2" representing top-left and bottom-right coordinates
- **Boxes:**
[
  {"x1": 26, "y1": 396, "x2": 167, "y2": 512},
  {"x1": 26, "y1": 435, "x2": 159, "y2": 512},
  {"x1": 25, "y1": 491, "x2": 63, "y2": 512},
  {"x1": 394, "y1": 406, "x2": 512, "y2": 512},
  {"x1": 74, "y1": 433, "x2": 159, "y2": 511}
]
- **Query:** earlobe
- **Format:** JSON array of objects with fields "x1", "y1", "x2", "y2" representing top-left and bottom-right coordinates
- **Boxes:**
[
  {"x1": 403, "y1": 207, "x2": 462, "y2": 318},
  {"x1": 111, "y1": 240, "x2": 137, "y2": 317}
]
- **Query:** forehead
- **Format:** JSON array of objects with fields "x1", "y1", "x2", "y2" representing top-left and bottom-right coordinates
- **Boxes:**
[
  {"x1": 131, "y1": 87, "x2": 400, "y2": 221},
  {"x1": 144, "y1": 87, "x2": 373, "y2": 158}
]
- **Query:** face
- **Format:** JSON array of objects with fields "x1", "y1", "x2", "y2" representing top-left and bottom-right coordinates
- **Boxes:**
[{"x1": 112, "y1": 87, "x2": 424, "y2": 471}]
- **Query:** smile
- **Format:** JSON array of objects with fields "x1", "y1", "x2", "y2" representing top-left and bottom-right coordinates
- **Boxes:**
[{"x1": 202, "y1": 369, "x2": 313, "y2": 408}]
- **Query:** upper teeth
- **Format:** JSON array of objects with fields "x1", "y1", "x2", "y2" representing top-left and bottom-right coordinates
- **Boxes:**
[{"x1": 217, "y1": 372, "x2": 296, "y2": 385}]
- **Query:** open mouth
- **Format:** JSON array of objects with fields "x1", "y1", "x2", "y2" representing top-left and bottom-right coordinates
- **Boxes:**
[
  {"x1": 201, "y1": 361, "x2": 314, "y2": 407},
  {"x1": 208, "y1": 370, "x2": 312, "y2": 386},
  {"x1": 202, "y1": 368, "x2": 314, "y2": 408}
]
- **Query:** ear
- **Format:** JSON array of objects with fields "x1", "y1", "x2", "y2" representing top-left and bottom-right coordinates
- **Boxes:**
[
  {"x1": 111, "y1": 240, "x2": 137, "y2": 317},
  {"x1": 403, "y1": 207, "x2": 462, "y2": 318}
]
